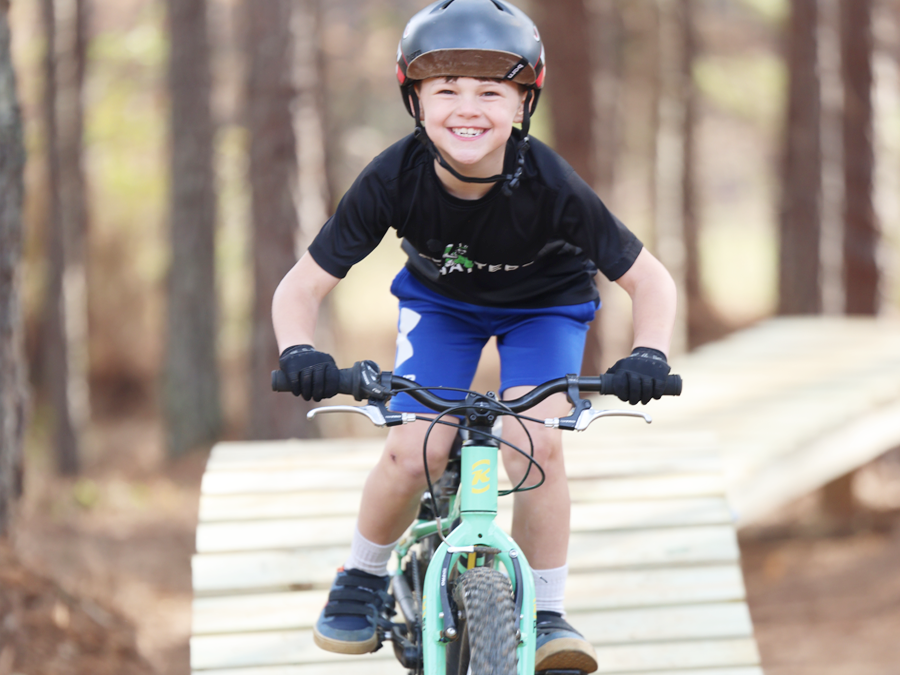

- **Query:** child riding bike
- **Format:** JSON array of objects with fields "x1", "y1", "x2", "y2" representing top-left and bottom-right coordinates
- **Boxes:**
[{"x1": 272, "y1": 1, "x2": 677, "y2": 672}]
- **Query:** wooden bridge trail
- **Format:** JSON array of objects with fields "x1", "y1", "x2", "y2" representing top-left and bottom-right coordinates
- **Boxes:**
[{"x1": 189, "y1": 316, "x2": 900, "y2": 675}]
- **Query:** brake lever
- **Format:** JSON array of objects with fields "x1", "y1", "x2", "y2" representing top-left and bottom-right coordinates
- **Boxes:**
[
  {"x1": 307, "y1": 400, "x2": 416, "y2": 427},
  {"x1": 545, "y1": 408, "x2": 652, "y2": 431}
]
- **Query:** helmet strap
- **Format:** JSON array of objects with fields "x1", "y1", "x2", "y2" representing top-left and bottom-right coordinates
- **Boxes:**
[{"x1": 410, "y1": 88, "x2": 534, "y2": 195}]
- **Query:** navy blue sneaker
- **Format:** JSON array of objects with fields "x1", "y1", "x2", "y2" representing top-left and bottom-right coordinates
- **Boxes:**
[
  {"x1": 534, "y1": 611, "x2": 598, "y2": 673},
  {"x1": 313, "y1": 568, "x2": 394, "y2": 654}
]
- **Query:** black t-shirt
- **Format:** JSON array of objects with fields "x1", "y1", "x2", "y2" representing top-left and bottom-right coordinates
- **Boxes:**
[{"x1": 308, "y1": 129, "x2": 643, "y2": 309}]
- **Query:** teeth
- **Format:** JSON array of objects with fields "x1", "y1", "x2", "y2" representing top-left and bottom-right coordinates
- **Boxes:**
[{"x1": 453, "y1": 128, "x2": 485, "y2": 138}]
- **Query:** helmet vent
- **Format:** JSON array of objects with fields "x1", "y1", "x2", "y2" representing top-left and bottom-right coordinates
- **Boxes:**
[
  {"x1": 437, "y1": 0, "x2": 455, "y2": 10},
  {"x1": 490, "y1": 0, "x2": 508, "y2": 10}
]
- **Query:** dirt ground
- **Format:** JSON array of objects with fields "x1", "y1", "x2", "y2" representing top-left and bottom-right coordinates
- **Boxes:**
[{"x1": 2, "y1": 416, "x2": 900, "y2": 675}]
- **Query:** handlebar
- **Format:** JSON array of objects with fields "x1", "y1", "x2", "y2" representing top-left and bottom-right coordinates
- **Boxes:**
[{"x1": 271, "y1": 361, "x2": 682, "y2": 415}]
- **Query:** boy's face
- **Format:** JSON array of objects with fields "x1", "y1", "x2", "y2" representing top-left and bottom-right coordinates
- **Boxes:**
[{"x1": 415, "y1": 76, "x2": 527, "y2": 179}]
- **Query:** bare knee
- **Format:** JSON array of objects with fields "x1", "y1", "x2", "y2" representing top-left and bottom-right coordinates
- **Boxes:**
[
  {"x1": 380, "y1": 423, "x2": 458, "y2": 492},
  {"x1": 501, "y1": 427, "x2": 563, "y2": 480}
]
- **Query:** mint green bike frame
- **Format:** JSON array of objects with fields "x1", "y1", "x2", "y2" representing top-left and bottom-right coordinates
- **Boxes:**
[{"x1": 394, "y1": 442, "x2": 537, "y2": 674}]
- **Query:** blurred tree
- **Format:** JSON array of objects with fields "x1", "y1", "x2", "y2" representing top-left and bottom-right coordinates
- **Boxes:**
[
  {"x1": 164, "y1": 0, "x2": 221, "y2": 457},
  {"x1": 40, "y1": 0, "x2": 87, "y2": 474},
  {"x1": 244, "y1": 0, "x2": 317, "y2": 439},
  {"x1": 840, "y1": 0, "x2": 878, "y2": 314},
  {"x1": 678, "y1": 0, "x2": 730, "y2": 349},
  {"x1": 0, "y1": 0, "x2": 27, "y2": 536},
  {"x1": 533, "y1": 0, "x2": 604, "y2": 373},
  {"x1": 653, "y1": 0, "x2": 690, "y2": 355},
  {"x1": 778, "y1": 0, "x2": 822, "y2": 315}
]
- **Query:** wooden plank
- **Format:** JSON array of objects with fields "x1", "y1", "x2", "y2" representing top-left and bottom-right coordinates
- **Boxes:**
[
  {"x1": 191, "y1": 548, "x2": 348, "y2": 594},
  {"x1": 598, "y1": 670, "x2": 762, "y2": 675},
  {"x1": 592, "y1": 638, "x2": 760, "y2": 673},
  {"x1": 190, "y1": 629, "x2": 393, "y2": 670},
  {"x1": 197, "y1": 473, "x2": 727, "y2": 523},
  {"x1": 195, "y1": 497, "x2": 734, "y2": 554},
  {"x1": 192, "y1": 566, "x2": 747, "y2": 635},
  {"x1": 570, "y1": 602, "x2": 755, "y2": 644},
  {"x1": 196, "y1": 667, "x2": 763, "y2": 675},
  {"x1": 202, "y1": 435, "x2": 720, "y2": 478},
  {"x1": 193, "y1": 664, "x2": 405, "y2": 675},
  {"x1": 731, "y1": 397, "x2": 900, "y2": 524},
  {"x1": 199, "y1": 490, "x2": 364, "y2": 522},
  {"x1": 567, "y1": 526, "x2": 740, "y2": 570},
  {"x1": 191, "y1": 629, "x2": 759, "y2": 671},
  {"x1": 198, "y1": 453, "x2": 725, "y2": 498},
  {"x1": 192, "y1": 525, "x2": 741, "y2": 594},
  {"x1": 196, "y1": 516, "x2": 357, "y2": 554},
  {"x1": 200, "y1": 468, "x2": 373, "y2": 496},
  {"x1": 193, "y1": 590, "x2": 327, "y2": 635},
  {"x1": 565, "y1": 565, "x2": 746, "y2": 611}
]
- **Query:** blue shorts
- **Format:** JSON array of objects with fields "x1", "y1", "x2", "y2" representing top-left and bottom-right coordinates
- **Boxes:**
[{"x1": 388, "y1": 268, "x2": 597, "y2": 414}]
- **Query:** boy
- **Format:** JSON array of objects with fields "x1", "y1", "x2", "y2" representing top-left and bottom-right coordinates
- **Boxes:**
[{"x1": 272, "y1": 0, "x2": 676, "y2": 671}]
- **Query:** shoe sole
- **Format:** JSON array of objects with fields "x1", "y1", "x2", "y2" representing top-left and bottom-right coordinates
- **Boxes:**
[
  {"x1": 313, "y1": 626, "x2": 378, "y2": 655},
  {"x1": 535, "y1": 637, "x2": 599, "y2": 673}
]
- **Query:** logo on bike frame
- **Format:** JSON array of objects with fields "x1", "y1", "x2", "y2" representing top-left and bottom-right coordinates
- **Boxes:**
[{"x1": 471, "y1": 459, "x2": 491, "y2": 494}]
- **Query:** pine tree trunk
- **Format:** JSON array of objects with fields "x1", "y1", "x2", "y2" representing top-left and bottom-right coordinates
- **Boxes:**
[
  {"x1": 534, "y1": 0, "x2": 604, "y2": 373},
  {"x1": 840, "y1": 0, "x2": 878, "y2": 314},
  {"x1": 586, "y1": 0, "x2": 623, "y2": 370},
  {"x1": 0, "y1": 0, "x2": 27, "y2": 536},
  {"x1": 653, "y1": 0, "x2": 689, "y2": 355},
  {"x1": 41, "y1": 0, "x2": 79, "y2": 474},
  {"x1": 164, "y1": 0, "x2": 221, "y2": 457},
  {"x1": 778, "y1": 0, "x2": 822, "y2": 315},
  {"x1": 245, "y1": 0, "x2": 315, "y2": 439}
]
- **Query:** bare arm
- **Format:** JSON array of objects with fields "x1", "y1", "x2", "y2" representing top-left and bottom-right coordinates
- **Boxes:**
[
  {"x1": 272, "y1": 252, "x2": 341, "y2": 353},
  {"x1": 615, "y1": 248, "x2": 677, "y2": 357}
]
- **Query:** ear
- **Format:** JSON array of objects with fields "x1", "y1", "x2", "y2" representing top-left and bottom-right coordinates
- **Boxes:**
[
  {"x1": 513, "y1": 92, "x2": 527, "y2": 124},
  {"x1": 410, "y1": 85, "x2": 424, "y2": 122}
]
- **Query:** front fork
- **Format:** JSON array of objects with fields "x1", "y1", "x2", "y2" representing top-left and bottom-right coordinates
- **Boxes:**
[{"x1": 420, "y1": 444, "x2": 537, "y2": 675}]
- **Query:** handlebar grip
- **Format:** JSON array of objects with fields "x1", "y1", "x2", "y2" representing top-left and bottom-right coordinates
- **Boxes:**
[
  {"x1": 272, "y1": 369, "x2": 290, "y2": 392},
  {"x1": 271, "y1": 362, "x2": 384, "y2": 400},
  {"x1": 598, "y1": 373, "x2": 682, "y2": 396},
  {"x1": 664, "y1": 374, "x2": 682, "y2": 396},
  {"x1": 270, "y1": 368, "x2": 355, "y2": 394}
]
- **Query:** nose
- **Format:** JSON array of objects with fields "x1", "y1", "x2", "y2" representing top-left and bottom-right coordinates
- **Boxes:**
[{"x1": 455, "y1": 92, "x2": 481, "y2": 117}]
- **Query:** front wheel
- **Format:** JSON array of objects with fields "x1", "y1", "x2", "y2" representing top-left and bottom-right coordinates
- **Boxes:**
[{"x1": 452, "y1": 567, "x2": 518, "y2": 675}]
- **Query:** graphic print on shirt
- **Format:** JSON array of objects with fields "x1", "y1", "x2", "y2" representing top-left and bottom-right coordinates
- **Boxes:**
[
  {"x1": 395, "y1": 307, "x2": 421, "y2": 372},
  {"x1": 434, "y1": 243, "x2": 537, "y2": 276}
]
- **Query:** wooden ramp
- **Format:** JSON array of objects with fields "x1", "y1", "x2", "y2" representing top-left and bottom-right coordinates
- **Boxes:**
[
  {"x1": 651, "y1": 316, "x2": 900, "y2": 524},
  {"x1": 191, "y1": 316, "x2": 900, "y2": 673},
  {"x1": 191, "y1": 432, "x2": 761, "y2": 674}
]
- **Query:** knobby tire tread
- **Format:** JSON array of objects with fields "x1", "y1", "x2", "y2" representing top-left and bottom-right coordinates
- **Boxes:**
[{"x1": 454, "y1": 567, "x2": 518, "y2": 675}]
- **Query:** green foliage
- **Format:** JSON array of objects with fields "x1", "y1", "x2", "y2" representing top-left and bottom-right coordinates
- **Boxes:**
[
  {"x1": 694, "y1": 54, "x2": 785, "y2": 126},
  {"x1": 735, "y1": 0, "x2": 788, "y2": 23}
]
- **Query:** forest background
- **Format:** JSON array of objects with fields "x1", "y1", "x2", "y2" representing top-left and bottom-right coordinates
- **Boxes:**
[{"x1": 1, "y1": 0, "x2": 900, "y2": 673}]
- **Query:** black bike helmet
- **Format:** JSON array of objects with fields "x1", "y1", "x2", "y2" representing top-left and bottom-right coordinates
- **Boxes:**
[
  {"x1": 395, "y1": 0, "x2": 546, "y2": 193},
  {"x1": 396, "y1": 0, "x2": 546, "y2": 118}
]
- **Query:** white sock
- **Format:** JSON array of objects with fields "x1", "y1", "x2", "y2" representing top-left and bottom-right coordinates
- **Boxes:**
[
  {"x1": 532, "y1": 564, "x2": 568, "y2": 616},
  {"x1": 344, "y1": 526, "x2": 398, "y2": 577}
]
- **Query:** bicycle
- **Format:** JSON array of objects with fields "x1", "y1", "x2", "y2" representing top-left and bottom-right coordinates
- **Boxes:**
[{"x1": 273, "y1": 360, "x2": 682, "y2": 675}]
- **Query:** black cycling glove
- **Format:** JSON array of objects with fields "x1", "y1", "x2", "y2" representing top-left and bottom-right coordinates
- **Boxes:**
[
  {"x1": 606, "y1": 347, "x2": 671, "y2": 405},
  {"x1": 279, "y1": 344, "x2": 341, "y2": 401}
]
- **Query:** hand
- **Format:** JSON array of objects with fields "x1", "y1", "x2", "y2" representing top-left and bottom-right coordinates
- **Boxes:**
[
  {"x1": 279, "y1": 345, "x2": 340, "y2": 401},
  {"x1": 605, "y1": 347, "x2": 671, "y2": 405}
]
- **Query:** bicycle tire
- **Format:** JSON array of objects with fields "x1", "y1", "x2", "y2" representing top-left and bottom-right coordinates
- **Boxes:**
[{"x1": 453, "y1": 567, "x2": 518, "y2": 675}]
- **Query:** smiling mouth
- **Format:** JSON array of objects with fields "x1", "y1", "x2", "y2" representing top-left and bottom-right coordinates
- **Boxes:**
[{"x1": 451, "y1": 127, "x2": 486, "y2": 138}]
